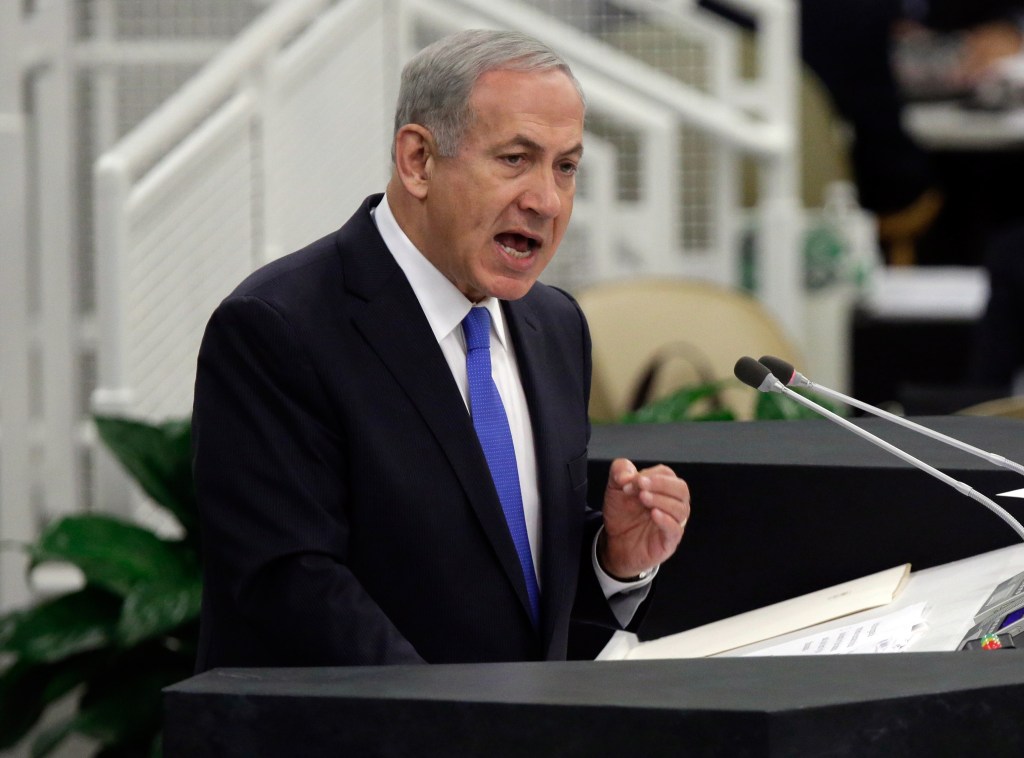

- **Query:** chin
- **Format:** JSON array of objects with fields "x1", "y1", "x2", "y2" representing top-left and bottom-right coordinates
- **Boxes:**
[{"x1": 482, "y1": 279, "x2": 536, "y2": 301}]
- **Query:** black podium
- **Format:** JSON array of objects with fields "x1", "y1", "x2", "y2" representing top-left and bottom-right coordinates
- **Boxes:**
[
  {"x1": 165, "y1": 417, "x2": 1024, "y2": 756},
  {"x1": 165, "y1": 654, "x2": 1024, "y2": 757}
]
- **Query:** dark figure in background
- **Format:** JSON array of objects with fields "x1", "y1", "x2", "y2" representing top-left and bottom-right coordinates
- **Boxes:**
[
  {"x1": 802, "y1": 0, "x2": 1024, "y2": 265},
  {"x1": 970, "y1": 224, "x2": 1024, "y2": 393},
  {"x1": 706, "y1": 0, "x2": 1024, "y2": 265},
  {"x1": 801, "y1": 0, "x2": 933, "y2": 219}
]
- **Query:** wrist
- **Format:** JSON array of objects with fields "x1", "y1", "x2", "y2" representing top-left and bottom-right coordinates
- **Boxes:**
[{"x1": 597, "y1": 528, "x2": 653, "y2": 582}]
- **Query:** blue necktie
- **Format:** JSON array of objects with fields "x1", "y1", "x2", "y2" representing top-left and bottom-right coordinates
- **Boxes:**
[{"x1": 462, "y1": 307, "x2": 540, "y2": 628}]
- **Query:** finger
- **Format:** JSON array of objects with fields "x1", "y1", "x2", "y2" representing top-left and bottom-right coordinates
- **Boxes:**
[
  {"x1": 640, "y1": 495, "x2": 690, "y2": 528},
  {"x1": 636, "y1": 488, "x2": 690, "y2": 527},
  {"x1": 651, "y1": 505, "x2": 687, "y2": 532},
  {"x1": 634, "y1": 473, "x2": 690, "y2": 506},
  {"x1": 610, "y1": 458, "x2": 639, "y2": 492},
  {"x1": 636, "y1": 463, "x2": 677, "y2": 479},
  {"x1": 649, "y1": 507, "x2": 686, "y2": 550}
]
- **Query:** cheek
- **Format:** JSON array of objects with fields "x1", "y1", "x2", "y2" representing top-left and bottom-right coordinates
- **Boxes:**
[
  {"x1": 460, "y1": 194, "x2": 502, "y2": 235},
  {"x1": 562, "y1": 187, "x2": 576, "y2": 212},
  {"x1": 553, "y1": 199, "x2": 574, "y2": 239}
]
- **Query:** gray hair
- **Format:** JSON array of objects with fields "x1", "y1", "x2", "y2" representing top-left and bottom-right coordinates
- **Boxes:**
[{"x1": 392, "y1": 29, "x2": 585, "y2": 160}]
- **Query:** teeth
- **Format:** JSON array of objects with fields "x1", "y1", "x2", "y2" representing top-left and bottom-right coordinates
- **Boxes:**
[{"x1": 500, "y1": 242, "x2": 532, "y2": 259}]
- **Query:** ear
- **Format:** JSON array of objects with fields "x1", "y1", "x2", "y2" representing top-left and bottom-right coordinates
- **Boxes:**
[{"x1": 393, "y1": 124, "x2": 436, "y2": 200}]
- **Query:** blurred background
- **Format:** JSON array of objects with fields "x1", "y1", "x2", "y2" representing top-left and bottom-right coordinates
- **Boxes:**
[{"x1": 3, "y1": 3, "x2": 1024, "y2": 741}]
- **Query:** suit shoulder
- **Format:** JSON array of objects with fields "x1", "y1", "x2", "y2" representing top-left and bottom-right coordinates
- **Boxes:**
[
  {"x1": 224, "y1": 194, "x2": 385, "y2": 312},
  {"x1": 522, "y1": 283, "x2": 588, "y2": 338},
  {"x1": 525, "y1": 281, "x2": 584, "y2": 318},
  {"x1": 230, "y1": 231, "x2": 341, "y2": 303}
]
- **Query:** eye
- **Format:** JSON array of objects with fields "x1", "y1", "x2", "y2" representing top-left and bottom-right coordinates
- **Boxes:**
[
  {"x1": 559, "y1": 160, "x2": 579, "y2": 176},
  {"x1": 502, "y1": 154, "x2": 526, "y2": 167}
]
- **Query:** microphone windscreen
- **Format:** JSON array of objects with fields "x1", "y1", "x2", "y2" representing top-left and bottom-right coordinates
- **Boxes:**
[
  {"x1": 734, "y1": 356, "x2": 772, "y2": 389},
  {"x1": 759, "y1": 355, "x2": 795, "y2": 385}
]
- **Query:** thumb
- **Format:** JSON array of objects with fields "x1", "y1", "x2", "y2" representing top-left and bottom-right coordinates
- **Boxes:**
[{"x1": 608, "y1": 458, "x2": 637, "y2": 489}]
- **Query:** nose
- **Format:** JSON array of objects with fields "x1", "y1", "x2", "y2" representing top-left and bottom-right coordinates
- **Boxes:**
[{"x1": 519, "y1": 168, "x2": 564, "y2": 219}]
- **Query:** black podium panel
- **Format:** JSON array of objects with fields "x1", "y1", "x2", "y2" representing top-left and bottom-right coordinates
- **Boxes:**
[
  {"x1": 165, "y1": 655, "x2": 1024, "y2": 757},
  {"x1": 587, "y1": 417, "x2": 1024, "y2": 641}
]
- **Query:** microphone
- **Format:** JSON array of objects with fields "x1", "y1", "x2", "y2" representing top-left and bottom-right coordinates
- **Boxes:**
[
  {"x1": 758, "y1": 355, "x2": 1024, "y2": 479},
  {"x1": 733, "y1": 356, "x2": 1024, "y2": 542}
]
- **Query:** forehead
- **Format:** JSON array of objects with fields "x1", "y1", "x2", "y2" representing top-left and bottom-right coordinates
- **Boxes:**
[{"x1": 464, "y1": 68, "x2": 585, "y2": 146}]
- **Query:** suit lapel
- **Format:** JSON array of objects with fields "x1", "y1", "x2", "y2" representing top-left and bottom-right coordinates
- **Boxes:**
[
  {"x1": 339, "y1": 198, "x2": 537, "y2": 625},
  {"x1": 504, "y1": 297, "x2": 576, "y2": 648}
]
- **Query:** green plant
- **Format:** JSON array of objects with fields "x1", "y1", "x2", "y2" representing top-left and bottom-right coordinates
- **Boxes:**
[
  {"x1": 0, "y1": 416, "x2": 199, "y2": 757},
  {"x1": 619, "y1": 381, "x2": 737, "y2": 423},
  {"x1": 618, "y1": 380, "x2": 843, "y2": 423},
  {"x1": 753, "y1": 386, "x2": 844, "y2": 420}
]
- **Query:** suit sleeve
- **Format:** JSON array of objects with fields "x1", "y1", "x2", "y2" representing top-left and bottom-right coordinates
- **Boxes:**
[{"x1": 193, "y1": 294, "x2": 424, "y2": 667}]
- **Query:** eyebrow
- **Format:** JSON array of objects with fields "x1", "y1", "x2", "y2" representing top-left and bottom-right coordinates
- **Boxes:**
[{"x1": 496, "y1": 135, "x2": 584, "y2": 160}]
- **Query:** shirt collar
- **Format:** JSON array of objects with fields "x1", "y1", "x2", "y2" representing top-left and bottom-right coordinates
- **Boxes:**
[{"x1": 372, "y1": 193, "x2": 509, "y2": 349}]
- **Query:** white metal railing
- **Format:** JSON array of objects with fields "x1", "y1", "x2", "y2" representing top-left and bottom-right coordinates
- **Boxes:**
[
  {"x1": 88, "y1": 0, "x2": 798, "y2": 512},
  {"x1": 2, "y1": 2, "x2": 81, "y2": 611},
  {"x1": 92, "y1": 0, "x2": 381, "y2": 516},
  {"x1": 2, "y1": 0, "x2": 280, "y2": 610}
]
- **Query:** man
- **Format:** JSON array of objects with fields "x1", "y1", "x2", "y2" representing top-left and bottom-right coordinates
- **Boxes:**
[{"x1": 192, "y1": 29, "x2": 690, "y2": 670}]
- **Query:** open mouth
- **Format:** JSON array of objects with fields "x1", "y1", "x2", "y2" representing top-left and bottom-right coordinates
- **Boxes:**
[{"x1": 495, "y1": 231, "x2": 541, "y2": 260}]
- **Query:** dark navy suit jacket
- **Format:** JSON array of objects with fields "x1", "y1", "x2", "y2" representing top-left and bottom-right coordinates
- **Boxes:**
[{"x1": 192, "y1": 194, "x2": 617, "y2": 670}]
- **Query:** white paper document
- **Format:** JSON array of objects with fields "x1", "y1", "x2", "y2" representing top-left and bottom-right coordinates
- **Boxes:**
[
  {"x1": 620, "y1": 564, "x2": 911, "y2": 660},
  {"x1": 738, "y1": 602, "x2": 929, "y2": 657}
]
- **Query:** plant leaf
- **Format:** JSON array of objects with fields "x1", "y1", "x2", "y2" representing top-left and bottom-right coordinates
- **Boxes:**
[
  {"x1": 94, "y1": 416, "x2": 197, "y2": 537},
  {"x1": 74, "y1": 650, "x2": 189, "y2": 748},
  {"x1": 43, "y1": 683, "x2": 161, "y2": 752},
  {"x1": 0, "y1": 650, "x2": 111, "y2": 751},
  {"x1": 30, "y1": 713, "x2": 76, "y2": 758},
  {"x1": 0, "y1": 609, "x2": 17, "y2": 648},
  {"x1": 621, "y1": 382, "x2": 736, "y2": 424},
  {"x1": 116, "y1": 575, "x2": 202, "y2": 647},
  {"x1": 0, "y1": 661, "x2": 50, "y2": 749},
  {"x1": 31, "y1": 515, "x2": 195, "y2": 597},
  {"x1": 0, "y1": 588, "x2": 120, "y2": 663},
  {"x1": 39, "y1": 650, "x2": 109, "y2": 707}
]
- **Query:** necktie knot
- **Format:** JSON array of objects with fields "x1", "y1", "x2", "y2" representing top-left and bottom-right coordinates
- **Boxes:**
[{"x1": 462, "y1": 307, "x2": 491, "y2": 352}]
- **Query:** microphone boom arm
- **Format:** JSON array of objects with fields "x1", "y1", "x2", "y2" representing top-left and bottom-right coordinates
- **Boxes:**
[
  {"x1": 761, "y1": 355, "x2": 1024, "y2": 478},
  {"x1": 804, "y1": 380, "x2": 1024, "y2": 477},
  {"x1": 775, "y1": 382, "x2": 1024, "y2": 543}
]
